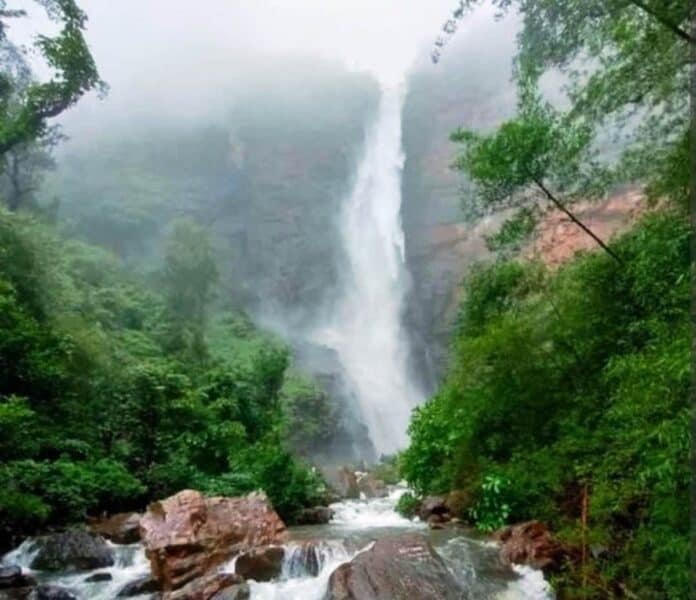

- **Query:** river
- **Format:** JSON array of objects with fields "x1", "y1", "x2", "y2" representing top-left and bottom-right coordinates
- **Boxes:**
[{"x1": 3, "y1": 488, "x2": 554, "y2": 599}]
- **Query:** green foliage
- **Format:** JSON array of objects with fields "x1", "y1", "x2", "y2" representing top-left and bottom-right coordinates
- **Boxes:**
[
  {"x1": 370, "y1": 454, "x2": 402, "y2": 485},
  {"x1": 468, "y1": 475, "x2": 511, "y2": 532},
  {"x1": 402, "y1": 212, "x2": 690, "y2": 598},
  {"x1": 441, "y1": 0, "x2": 690, "y2": 210},
  {"x1": 280, "y1": 372, "x2": 339, "y2": 458},
  {"x1": 0, "y1": 209, "x2": 328, "y2": 536},
  {"x1": 395, "y1": 492, "x2": 420, "y2": 519},
  {"x1": 0, "y1": 1, "x2": 104, "y2": 160}
]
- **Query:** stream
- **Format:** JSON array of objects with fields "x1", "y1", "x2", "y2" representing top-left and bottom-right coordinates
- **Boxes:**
[{"x1": 3, "y1": 488, "x2": 554, "y2": 599}]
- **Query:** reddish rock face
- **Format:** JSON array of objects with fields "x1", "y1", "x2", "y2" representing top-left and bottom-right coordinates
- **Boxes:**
[
  {"x1": 325, "y1": 534, "x2": 464, "y2": 600},
  {"x1": 89, "y1": 512, "x2": 142, "y2": 544},
  {"x1": 140, "y1": 490, "x2": 287, "y2": 591},
  {"x1": 165, "y1": 572, "x2": 249, "y2": 600},
  {"x1": 494, "y1": 521, "x2": 567, "y2": 572}
]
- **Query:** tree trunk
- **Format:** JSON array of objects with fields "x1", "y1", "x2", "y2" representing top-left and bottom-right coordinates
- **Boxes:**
[{"x1": 533, "y1": 178, "x2": 624, "y2": 264}]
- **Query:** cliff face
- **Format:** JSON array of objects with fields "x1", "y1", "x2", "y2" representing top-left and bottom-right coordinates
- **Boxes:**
[
  {"x1": 524, "y1": 188, "x2": 644, "y2": 268},
  {"x1": 400, "y1": 17, "x2": 518, "y2": 386}
]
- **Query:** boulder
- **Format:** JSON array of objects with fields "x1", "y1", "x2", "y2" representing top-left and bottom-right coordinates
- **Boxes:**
[
  {"x1": 83, "y1": 572, "x2": 112, "y2": 583},
  {"x1": 32, "y1": 587, "x2": 78, "y2": 600},
  {"x1": 494, "y1": 521, "x2": 567, "y2": 572},
  {"x1": 293, "y1": 506, "x2": 334, "y2": 525},
  {"x1": 334, "y1": 467, "x2": 360, "y2": 499},
  {"x1": 418, "y1": 496, "x2": 451, "y2": 523},
  {"x1": 140, "y1": 490, "x2": 286, "y2": 591},
  {"x1": 325, "y1": 534, "x2": 465, "y2": 600},
  {"x1": 443, "y1": 491, "x2": 471, "y2": 518},
  {"x1": 166, "y1": 573, "x2": 247, "y2": 600},
  {"x1": 89, "y1": 512, "x2": 142, "y2": 544},
  {"x1": 356, "y1": 473, "x2": 388, "y2": 499},
  {"x1": 234, "y1": 546, "x2": 284, "y2": 582},
  {"x1": 116, "y1": 575, "x2": 159, "y2": 597},
  {"x1": 427, "y1": 515, "x2": 446, "y2": 530},
  {"x1": 29, "y1": 531, "x2": 114, "y2": 572},
  {"x1": 0, "y1": 567, "x2": 32, "y2": 590}
]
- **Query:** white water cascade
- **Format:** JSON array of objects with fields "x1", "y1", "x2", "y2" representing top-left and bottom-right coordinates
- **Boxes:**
[{"x1": 315, "y1": 80, "x2": 422, "y2": 456}]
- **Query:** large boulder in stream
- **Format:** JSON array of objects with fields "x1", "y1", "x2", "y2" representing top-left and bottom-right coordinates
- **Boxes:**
[
  {"x1": 140, "y1": 489, "x2": 286, "y2": 591},
  {"x1": 494, "y1": 521, "x2": 567, "y2": 572},
  {"x1": 325, "y1": 533, "x2": 465, "y2": 600},
  {"x1": 89, "y1": 512, "x2": 142, "y2": 544},
  {"x1": 29, "y1": 530, "x2": 114, "y2": 572}
]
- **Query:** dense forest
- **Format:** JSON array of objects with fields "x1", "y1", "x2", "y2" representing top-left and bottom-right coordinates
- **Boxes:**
[{"x1": 400, "y1": 1, "x2": 692, "y2": 599}]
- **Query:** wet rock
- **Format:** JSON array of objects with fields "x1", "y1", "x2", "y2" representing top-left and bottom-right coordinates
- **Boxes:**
[
  {"x1": 0, "y1": 588, "x2": 32, "y2": 600},
  {"x1": 427, "y1": 514, "x2": 446, "y2": 530},
  {"x1": 337, "y1": 467, "x2": 360, "y2": 500},
  {"x1": 31, "y1": 586, "x2": 78, "y2": 600},
  {"x1": 30, "y1": 530, "x2": 114, "y2": 572},
  {"x1": 0, "y1": 566, "x2": 30, "y2": 590},
  {"x1": 140, "y1": 489, "x2": 286, "y2": 591},
  {"x1": 209, "y1": 583, "x2": 250, "y2": 600},
  {"x1": 234, "y1": 545, "x2": 284, "y2": 582},
  {"x1": 83, "y1": 572, "x2": 112, "y2": 583},
  {"x1": 325, "y1": 533, "x2": 465, "y2": 599},
  {"x1": 294, "y1": 506, "x2": 334, "y2": 525},
  {"x1": 116, "y1": 574, "x2": 159, "y2": 597},
  {"x1": 418, "y1": 496, "x2": 451, "y2": 523},
  {"x1": 166, "y1": 573, "x2": 246, "y2": 600},
  {"x1": 494, "y1": 521, "x2": 567, "y2": 572},
  {"x1": 356, "y1": 473, "x2": 388, "y2": 499},
  {"x1": 89, "y1": 512, "x2": 142, "y2": 544}
]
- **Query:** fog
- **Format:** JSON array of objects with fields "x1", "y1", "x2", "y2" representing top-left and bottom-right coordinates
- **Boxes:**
[
  {"x1": 9, "y1": 0, "x2": 471, "y2": 132},
  {"x1": 5, "y1": 0, "x2": 522, "y2": 461}
]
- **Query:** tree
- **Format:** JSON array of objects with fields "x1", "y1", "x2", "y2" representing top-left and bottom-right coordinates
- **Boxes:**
[
  {"x1": 0, "y1": 1, "x2": 103, "y2": 161},
  {"x1": 0, "y1": 126, "x2": 63, "y2": 211},
  {"x1": 436, "y1": 0, "x2": 691, "y2": 207},
  {"x1": 161, "y1": 219, "x2": 219, "y2": 359},
  {"x1": 452, "y1": 86, "x2": 623, "y2": 262}
]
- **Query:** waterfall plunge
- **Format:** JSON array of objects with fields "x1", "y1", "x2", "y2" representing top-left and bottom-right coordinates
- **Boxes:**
[{"x1": 316, "y1": 81, "x2": 422, "y2": 457}]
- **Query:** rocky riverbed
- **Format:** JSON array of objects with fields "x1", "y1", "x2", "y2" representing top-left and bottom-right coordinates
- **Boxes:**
[{"x1": 1, "y1": 486, "x2": 554, "y2": 599}]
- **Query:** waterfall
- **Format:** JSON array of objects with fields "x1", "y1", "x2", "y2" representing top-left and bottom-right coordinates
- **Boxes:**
[{"x1": 316, "y1": 80, "x2": 422, "y2": 457}]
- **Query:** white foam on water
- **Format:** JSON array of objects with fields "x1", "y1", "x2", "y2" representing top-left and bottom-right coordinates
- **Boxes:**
[
  {"x1": 329, "y1": 486, "x2": 420, "y2": 529},
  {"x1": 498, "y1": 565, "x2": 555, "y2": 600},
  {"x1": 2, "y1": 541, "x2": 151, "y2": 600}
]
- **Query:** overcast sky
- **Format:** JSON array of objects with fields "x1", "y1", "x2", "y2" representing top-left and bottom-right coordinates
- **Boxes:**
[{"x1": 6, "y1": 1, "x2": 515, "y2": 137}]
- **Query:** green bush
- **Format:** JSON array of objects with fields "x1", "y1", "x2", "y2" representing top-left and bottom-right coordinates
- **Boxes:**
[{"x1": 395, "y1": 492, "x2": 420, "y2": 519}]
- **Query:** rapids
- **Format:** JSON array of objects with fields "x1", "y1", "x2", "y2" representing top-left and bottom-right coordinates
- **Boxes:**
[{"x1": 2, "y1": 487, "x2": 554, "y2": 599}]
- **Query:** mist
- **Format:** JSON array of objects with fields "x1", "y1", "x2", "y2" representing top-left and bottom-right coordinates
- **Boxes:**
[{"x1": 6, "y1": 0, "x2": 522, "y2": 462}]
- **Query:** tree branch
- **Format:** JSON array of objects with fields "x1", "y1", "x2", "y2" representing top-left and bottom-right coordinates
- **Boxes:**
[
  {"x1": 628, "y1": 0, "x2": 694, "y2": 44},
  {"x1": 532, "y1": 178, "x2": 624, "y2": 264}
]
